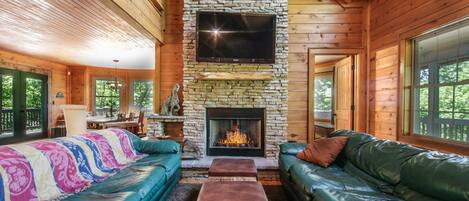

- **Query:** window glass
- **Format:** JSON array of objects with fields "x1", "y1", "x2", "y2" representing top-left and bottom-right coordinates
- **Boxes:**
[
  {"x1": 314, "y1": 74, "x2": 333, "y2": 123},
  {"x1": 412, "y1": 19, "x2": 469, "y2": 143},
  {"x1": 132, "y1": 80, "x2": 153, "y2": 113},
  {"x1": 95, "y1": 79, "x2": 120, "y2": 113}
]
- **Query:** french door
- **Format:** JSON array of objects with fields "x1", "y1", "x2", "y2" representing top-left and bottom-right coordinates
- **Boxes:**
[{"x1": 0, "y1": 68, "x2": 48, "y2": 144}]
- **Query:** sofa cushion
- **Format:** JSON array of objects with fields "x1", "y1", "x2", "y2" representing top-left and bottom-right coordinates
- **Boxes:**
[
  {"x1": 343, "y1": 161, "x2": 394, "y2": 194},
  {"x1": 133, "y1": 154, "x2": 180, "y2": 179},
  {"x1": 138, "y1": 140, "x2": 180, "y2": 154},
  {"x1": 347, "y1": 140, "x2": 425, "y2": 185},
  {"x1": 297, "y1": 137, "x2": 349, "y2": 167},
  {"x1": 394, "y1": 184, "x2": 441, "y2": 201},
  {"x1": 280, "y1": 143, "x2": 307, "y2": 155},
  {"x1": 313, "y1": 189, "x2": 402, "y2": 201},
  {"x1": 290, "y1": 163, "x2": 378, "y2": 196},
  {"x1": 279, "y1": 154, "x2": 312, "y2": 179},
  {"x1": 400, "y1": 152, "x2": 469, "y2": 201},
  {"x1": 63, "y1": 155, "x2": 172, "y2": 201}
]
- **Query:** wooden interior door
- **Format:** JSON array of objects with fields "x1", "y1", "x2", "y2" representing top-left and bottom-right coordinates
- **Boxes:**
[{"x1": 334, "y1": 56, "x2": 354, "y2": 130}]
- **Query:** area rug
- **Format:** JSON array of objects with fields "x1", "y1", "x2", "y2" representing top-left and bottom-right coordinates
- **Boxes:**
[{"x1": 167, "y1": 183, "x2": 292, "y2": 201}]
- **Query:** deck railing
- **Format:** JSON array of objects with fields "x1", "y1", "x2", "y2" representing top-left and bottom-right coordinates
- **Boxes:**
[
  {"x1": 418, "y1": 118, "x2": 469, "y2": 142},
  {"x1": 0, "y1": 108, "x2": 42, "y2": 134}
]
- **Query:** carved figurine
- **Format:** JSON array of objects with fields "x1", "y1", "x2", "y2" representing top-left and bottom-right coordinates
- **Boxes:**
[
  {"x1": 182, "y1": 139, "x2": 202, "y2": 159},
  {"x1": 160, "y1": 83, "x2": 181, "y2": 116}
]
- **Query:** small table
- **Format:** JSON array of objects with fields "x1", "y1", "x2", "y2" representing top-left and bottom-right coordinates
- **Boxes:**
[
  {"x1": 314, "y1": 123, "x2": 334, "y2": 139},
  {"x1": 197, "y1": 181, "x2": 267, "y2": 201},
  {"x1": 208, "y1": 158, "x2": 257, "y2": 181},
  {"x1": 86, "y1": 116, "x2": 119, "y2": 129}
]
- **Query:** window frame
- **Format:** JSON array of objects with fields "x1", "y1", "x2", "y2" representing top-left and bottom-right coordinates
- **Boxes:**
[
  {"x1": 93, "y1": 77, "x2": 123, "y2": 113},
  {"x1": 130, "y1": 79, "x2": 154, "y2": 113},
  {"x1": 400, "y1": 18, "x2": 469, "y2": 154}
]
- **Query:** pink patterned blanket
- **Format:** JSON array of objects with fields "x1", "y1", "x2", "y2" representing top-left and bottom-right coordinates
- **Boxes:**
[{"x1": 0, "y1": 128, "x2": 145, "y2": 201}]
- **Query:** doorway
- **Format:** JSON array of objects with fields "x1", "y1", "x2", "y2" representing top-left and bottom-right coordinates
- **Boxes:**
[
  {"x1": 308, "y1": 49, "x2": 366, "y2": 141},
  {"x1": 0, "y1": 68, "x2": 48, "y2": 144}
]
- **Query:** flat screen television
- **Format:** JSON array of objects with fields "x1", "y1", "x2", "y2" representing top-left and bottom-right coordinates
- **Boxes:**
[{"x1": 196, "y1": 11, "x2": 276, "y2": 64}]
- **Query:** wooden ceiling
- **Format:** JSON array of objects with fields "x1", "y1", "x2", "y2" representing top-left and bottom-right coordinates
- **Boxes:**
[{"x1": 0, "y1": 0, "x2": 156, "y2": 69}]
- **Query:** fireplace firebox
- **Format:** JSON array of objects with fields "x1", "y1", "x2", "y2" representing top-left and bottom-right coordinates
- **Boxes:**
[{"x1": 206, "y1": 108, "x2": 265, "y2": 156}]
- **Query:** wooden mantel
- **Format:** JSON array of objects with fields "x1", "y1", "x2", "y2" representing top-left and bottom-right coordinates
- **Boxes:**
[{"x1": 196, "y1": 72, "x2": 274, "y2": 81}]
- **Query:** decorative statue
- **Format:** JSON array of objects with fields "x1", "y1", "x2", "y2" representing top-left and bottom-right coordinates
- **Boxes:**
[
  {"x1": 160, "y1": 83, "x2": 181, "y2": 116},
  {"x1": 182, "y1": 139, "x2": 202, "y2": 159}
]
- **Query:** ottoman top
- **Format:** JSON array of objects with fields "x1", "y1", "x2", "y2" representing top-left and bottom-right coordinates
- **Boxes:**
[
  {"x1": 208, "y1": 158, "x2": 257, "y2": 177},
  {"x1": 197, "y1": 181, "x2": 267, "y2": 201}
]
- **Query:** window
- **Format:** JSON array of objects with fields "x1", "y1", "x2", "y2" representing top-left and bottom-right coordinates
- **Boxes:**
[
  {"x1": 412, "y1": 19, "x2": 469, "y2": 143},
  {"x1": 95, "y1": 79, "x2": 121, "y2": 112},
  {"x1": 132, "y1": 80, "x2": 153, "y2": 112},
  {"x1": 314, "y1": 73, "x2": 333, "y2": 123}
]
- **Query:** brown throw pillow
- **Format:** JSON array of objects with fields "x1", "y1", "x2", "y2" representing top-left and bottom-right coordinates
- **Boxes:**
[{"x1": 296, "y1": 137, "x2": 349, "y2": 167}]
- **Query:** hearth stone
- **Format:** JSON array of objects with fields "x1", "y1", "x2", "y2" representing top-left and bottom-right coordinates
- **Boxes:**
[
  {"x1": 147, "y1": 115, "x2": 185, "y2": 137},
  {"x1": 182, "y1": 0, "x2": 289, "y2": 159}
]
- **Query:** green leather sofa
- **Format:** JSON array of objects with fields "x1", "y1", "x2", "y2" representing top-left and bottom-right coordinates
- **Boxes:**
[
  {"x1": 64, "y1": 131, "x2": 181, "y2": 201},
  {"x1": 279, "y1": 130, "x2": 469, "y2": 201}
]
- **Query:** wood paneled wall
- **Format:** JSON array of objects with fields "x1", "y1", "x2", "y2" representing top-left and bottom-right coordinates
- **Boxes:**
[
  {"x1": 159, "y1": 0, "x2": 183, "y2": 110},
  {"x1": 368, "y1": 0, "x2": 469, "y2": 140},
  {"x1": 154, "y1": 0, "x2": 184, "y2": 137},
  {"x1": 288, "y1": 0, "x2": 367, "y2": 142},
  {"x1": 0, "y1": 49, "x2": 68, "y2": 133},
  {"x1": 68, "y1": 66, "x2": 154, "y2": 113}
]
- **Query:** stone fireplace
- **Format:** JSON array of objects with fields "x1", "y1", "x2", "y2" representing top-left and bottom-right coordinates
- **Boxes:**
[
  {"x1": 206, "y1": 108, "x2": 265, "y2": 157},
  {"x1": 182, "y1": 0, "x2": 288, "y2": 158}
]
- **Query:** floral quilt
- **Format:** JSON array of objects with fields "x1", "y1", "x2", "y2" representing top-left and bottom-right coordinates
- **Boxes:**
[{"x1": 0, "y1": 128, "x2": 145, "y2": 201}]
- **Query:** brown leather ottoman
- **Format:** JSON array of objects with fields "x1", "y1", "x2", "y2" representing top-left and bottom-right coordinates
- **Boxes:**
[
  {"x1": 197, "y1": 181, "x2": 268, "y2": 201},
  {"x1": 208, "y1": 158, "x2": 257, "y2": 181}
]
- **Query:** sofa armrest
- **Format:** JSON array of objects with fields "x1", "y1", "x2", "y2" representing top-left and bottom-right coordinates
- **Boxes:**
[
  {"x1": 280, "y1": 143, "x2": 307, "y2": 155},
  {"x1": 138, "y1": 140, "x2": 180, "y2": 154}
]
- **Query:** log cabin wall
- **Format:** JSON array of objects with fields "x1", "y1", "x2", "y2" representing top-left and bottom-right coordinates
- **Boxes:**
[
  {"x1": 288, "y1": 0, "x2": 368, "y2": 142},
  {"x1": 0, "y1": 49, "x2": 68, "y2": 133},
  {"x1": 156, "y1": 0, "x2": 184, "y2": 137},
  {"x1": 368, "y1": 0, "x2": 469, "y2": 141}
]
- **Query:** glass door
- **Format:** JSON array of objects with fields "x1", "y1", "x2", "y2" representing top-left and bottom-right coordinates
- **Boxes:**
[
  {"x1": 0, "y1": 68, "x2": 48, "y2": 144},
  {"x1": 0, "y1": 69, "x2": 16, "y2": 138}
]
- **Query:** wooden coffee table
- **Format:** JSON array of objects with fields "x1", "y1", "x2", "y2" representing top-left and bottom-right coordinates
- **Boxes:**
[
  {"x1": 208, "y1": 158, "x2": 257, "y2": 181},
  {"x1": 197, "y1": 181, "x2": 268, "y2": 201}
]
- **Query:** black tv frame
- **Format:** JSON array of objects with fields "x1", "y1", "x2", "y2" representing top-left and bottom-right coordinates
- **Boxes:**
[{"x1": 196, "y1": 11, "x2": 277, "y2": 64}]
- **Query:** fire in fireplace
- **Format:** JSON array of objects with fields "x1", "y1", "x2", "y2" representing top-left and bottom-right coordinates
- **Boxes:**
[{"x1": 206, "y1": 108, "x2": 265, "y2": 156}]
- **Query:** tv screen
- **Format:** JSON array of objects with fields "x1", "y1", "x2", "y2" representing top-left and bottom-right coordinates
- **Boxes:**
[{"x1": 196, "y1": 12, "x2": 276, "y2": 64}]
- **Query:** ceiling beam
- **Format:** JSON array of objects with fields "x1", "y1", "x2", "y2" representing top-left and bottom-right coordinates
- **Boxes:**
[
  {"x1": 99, "y1": 0, "x2": 165, "y2": 44},
  {"x1": 149, "y1": 0, "x2": 165, "y2": 13}
]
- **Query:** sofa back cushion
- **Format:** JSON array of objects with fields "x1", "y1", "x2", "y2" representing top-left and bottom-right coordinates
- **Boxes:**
[
  {"x1": 348, "y1": 140, "x2": 425, "y2": 185},
  {"x1": 0, "y1": 128, "x2": 146, "y2": 201},
  {"x1": 328, "y1": 130, "x2": 376, "y2": 167},
  {"x1": 280, "y1": 143, "x2": 307, "y2": 155},
  {"x1": 400, "y1": 152, "x2": 469, "y2": 201},
  {"x1": 331, "y1": 130, "x2": 425, "y2": 185},
  {"x1": 138, "y1": 140, "x2": 180, "y2": 154}
]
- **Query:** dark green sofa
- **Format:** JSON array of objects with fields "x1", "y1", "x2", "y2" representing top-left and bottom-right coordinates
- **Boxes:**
[
  {"x1": 64, "y1": 131, "x2": 181, "y2": 201},
  {"x1": 279, "y1": 130, "x2": 469, "y2": 201}
]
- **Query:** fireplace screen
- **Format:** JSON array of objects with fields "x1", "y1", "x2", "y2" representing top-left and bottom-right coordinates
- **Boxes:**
[
  {"x1": 206, "y1": 108, "x2": 265, "y2": 156},
  {"x1": 209, "y1": 119, "x2": 261, "y2": 149}
]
